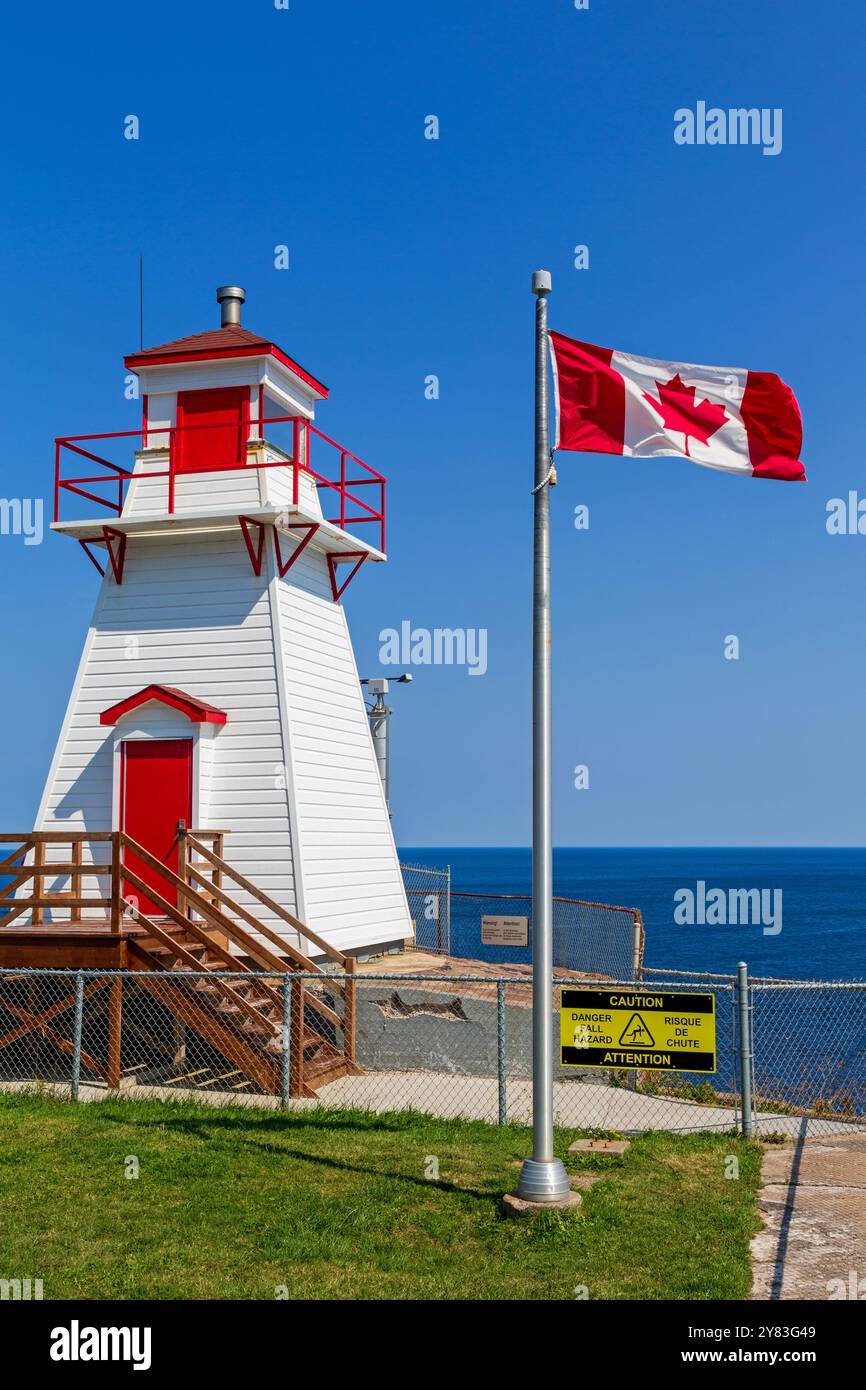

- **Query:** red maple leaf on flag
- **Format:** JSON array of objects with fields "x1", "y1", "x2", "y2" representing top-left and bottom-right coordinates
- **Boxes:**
[{"x1": 642, "y1": 373, "x2": 728, "y2": 457}]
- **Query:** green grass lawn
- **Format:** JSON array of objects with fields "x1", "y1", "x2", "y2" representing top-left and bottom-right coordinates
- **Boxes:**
[{"x1": 0, "y1": 1093, "x2": 763, "y2": 1300}]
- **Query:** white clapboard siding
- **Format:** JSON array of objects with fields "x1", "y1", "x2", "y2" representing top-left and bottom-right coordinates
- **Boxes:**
[
  {"x1": 274, "y1": 534, "x2": 412, "y2": 954},
  {"x1": 123, "y1": 452, "x2": 263, "y2": 519},
  {"x1": 122, "y1": 446, "x2": 322, "y2": 521}
]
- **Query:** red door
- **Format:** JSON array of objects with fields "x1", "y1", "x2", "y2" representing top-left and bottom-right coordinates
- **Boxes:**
[
  {"x1": 121, "y1": 740, "x2": 193, "y2": 914},
  {"x1": 176, "y1": 386, "x2": 249, "y2": 472}
]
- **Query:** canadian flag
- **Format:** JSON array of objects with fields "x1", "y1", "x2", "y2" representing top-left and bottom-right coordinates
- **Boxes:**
[{"x1": 549, "y1": 330, "x2": 805, "y2": 482}]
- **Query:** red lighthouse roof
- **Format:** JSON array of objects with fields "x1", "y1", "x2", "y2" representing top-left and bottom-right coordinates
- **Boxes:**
[{"x1": 124, "y1": 324, "x2": 329, "y2": 399}]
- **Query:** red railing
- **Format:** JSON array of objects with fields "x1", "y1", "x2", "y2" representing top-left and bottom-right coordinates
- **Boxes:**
[{"x1": 54, "y1": 414, "x2": 386, "y2": 553}]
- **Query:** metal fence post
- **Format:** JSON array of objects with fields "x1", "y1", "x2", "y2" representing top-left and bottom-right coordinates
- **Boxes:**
[
  {"x1": 625, "y1": 915, "x2": 645, "y2": 1091},
  {"x1": 632, "y1": 912, "x2": 644, "y2": 981},
  {"x1": 71, "y1": 971, "x2": 84, "y2": 1102},
  {"x1": 281, "y1": 977, "x2": 291, "y2": 1109},
  {"x1": 445, "y1": 864, "x2": 451, "y2": 955},
  {"x1": 737, "y1": 961, "x2": 753, "y2": 1137},
  {"x1": 497, "y1": 980, "x2": 507, "y2": 1125}
]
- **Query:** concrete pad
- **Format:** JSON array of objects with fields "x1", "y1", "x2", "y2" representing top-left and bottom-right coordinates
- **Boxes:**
[
  {"x1": 502, "y1": 1190, "x2": 583, "y2": 1219},
  {"x1": 760, "y1": 1134, "x2": 866, "y2": 1188},
  {"x1": 751, "y1": 1135, "x2": 866, "y2": 1300},
  {"x1": 568, "y1": 1138, "x2": 630, "y2": 1156}
]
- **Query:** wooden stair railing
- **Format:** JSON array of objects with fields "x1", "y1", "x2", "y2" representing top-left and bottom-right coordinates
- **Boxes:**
[
  {"x1": 183, "y1": 831, "x2": 357, "y2": 1066},
  {"x1": 119, "y1": 832, "x2": 359, "y2": 1096},
  {"x1": 123, "y1": 902, "x2": 284, "y2": 1095},
  {"x1": 0, "y1": 832, "x2": 114, "y2": 927},
  {"x1": 0, "y1": 838, "x2": 35, "y2": 919},
  {"x1": 185, "y1": 833, "x2": 348, "y2": 966}
]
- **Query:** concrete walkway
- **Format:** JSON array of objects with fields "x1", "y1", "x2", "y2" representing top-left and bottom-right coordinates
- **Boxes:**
[
  {"x1": 314, "y1": 1072, "x2": 861, "y2": 1136},
  {"x1": 751, "y1": 1133, "x2": 866, "y2": 1299},
  {"x1": 2, "y1": 1072, "x2": 863, "y2": 1138}
]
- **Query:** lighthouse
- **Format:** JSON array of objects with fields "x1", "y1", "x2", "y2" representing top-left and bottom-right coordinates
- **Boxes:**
[{"x1": 38, "y1": 286, "x2": 412, "y2": 961}]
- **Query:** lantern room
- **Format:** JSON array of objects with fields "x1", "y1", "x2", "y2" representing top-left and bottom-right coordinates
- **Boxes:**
[{"x1": 53, "y1": 285, "x2": 386, "y2": 596}]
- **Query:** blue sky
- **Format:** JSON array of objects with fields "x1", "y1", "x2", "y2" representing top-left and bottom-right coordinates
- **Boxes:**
[{"x1": 1, "y1": 0, "x2": 864, "y2": 847}]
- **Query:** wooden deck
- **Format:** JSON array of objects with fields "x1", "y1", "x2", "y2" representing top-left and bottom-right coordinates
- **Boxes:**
[{"x1": 0, "y1": 924, "x2": 129, "y2": 970}]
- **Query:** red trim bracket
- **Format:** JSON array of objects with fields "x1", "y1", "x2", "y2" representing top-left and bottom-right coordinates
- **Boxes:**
[
  {"x1": 79, "y1": 526, "x2": 127, "y2": 583},
  {"x1": 274, "y1": 522, "x2": 320, "y2": 577},
  {"x1": 240, "y1": 520, "x2": 367, "y2": 597},
  {"x1": 239, "y1": 516, "x2": 266, "y2": 576},
  {"x1": 326, "y1": 550, "x2": 368, "y2": 601}
]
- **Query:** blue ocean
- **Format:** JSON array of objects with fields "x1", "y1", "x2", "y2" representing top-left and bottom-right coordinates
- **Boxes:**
[
  {"x1": 399, "y1": 847, "x2": 866, "y2": 982},
  {"x1": 3, "y1": 846, "x2": 864, "y2": 982}
]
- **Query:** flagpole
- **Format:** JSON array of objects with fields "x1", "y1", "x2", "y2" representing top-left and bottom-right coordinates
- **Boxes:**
[{"x1": 517, "y1": 270, "x2": 570, "y2": 1204}]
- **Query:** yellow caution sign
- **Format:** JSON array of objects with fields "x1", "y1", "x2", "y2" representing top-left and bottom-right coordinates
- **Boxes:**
[{"x1": 560, "y1": 987, "x2": 717, "y2": 1074}]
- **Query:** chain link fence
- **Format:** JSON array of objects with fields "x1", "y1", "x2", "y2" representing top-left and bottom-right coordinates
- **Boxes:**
[
  {"x1": 399, "y1": 864, "x2": 642, "y2": 979},
  {"x1": 400, "y1": 863, "x2": 450, "y2": 953},
  {"x1": 449, "y1": 893, "x2": 642, "y2": 979},
  {"x1": 750, "y1": 980, "x2": 866, "y2": 1132},
  {"x1": 645, "y1": 966, "x2": 866, "y2": 1136},
  {"x1": 2, "y1": 965, "x2": 861, "y2": 1137}
]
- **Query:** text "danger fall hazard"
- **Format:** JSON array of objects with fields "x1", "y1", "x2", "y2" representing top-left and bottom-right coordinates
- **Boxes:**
[{"x1": 559, "y1": 988, "x2": 717, "y2": 1074}]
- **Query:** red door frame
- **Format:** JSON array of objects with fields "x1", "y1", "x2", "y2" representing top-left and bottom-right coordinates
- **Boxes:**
[
  {"x1": 119, "y1": 738, "x2": 194, "y2": 914},
  {"x1": 175, "y1": 386, "x2": 251, "y2": 473}
]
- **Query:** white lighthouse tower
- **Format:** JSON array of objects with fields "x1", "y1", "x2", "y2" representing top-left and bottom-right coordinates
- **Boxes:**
[{"x1": 38, "y1": 286, "x2": 412, "y2": 961}]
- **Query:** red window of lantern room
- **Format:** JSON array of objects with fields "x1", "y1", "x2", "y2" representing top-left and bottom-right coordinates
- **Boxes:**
[{"x1": 175, "y1": 386, "x2": 250, "y2": 473}]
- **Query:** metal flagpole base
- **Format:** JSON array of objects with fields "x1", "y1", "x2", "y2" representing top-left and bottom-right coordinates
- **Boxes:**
[{"x1": 516, "y1": 1156, "x2": 572, "y2": 1203}]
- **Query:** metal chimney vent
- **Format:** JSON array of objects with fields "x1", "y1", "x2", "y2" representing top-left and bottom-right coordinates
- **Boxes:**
[{"x1": 216, "y1": 285, "x2": 245, "y2": 327}]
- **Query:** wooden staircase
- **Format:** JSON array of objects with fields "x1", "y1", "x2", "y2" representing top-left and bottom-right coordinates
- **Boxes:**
[{"x1": 0, "y1": 829, "x2": 361, "y2": 1098}]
